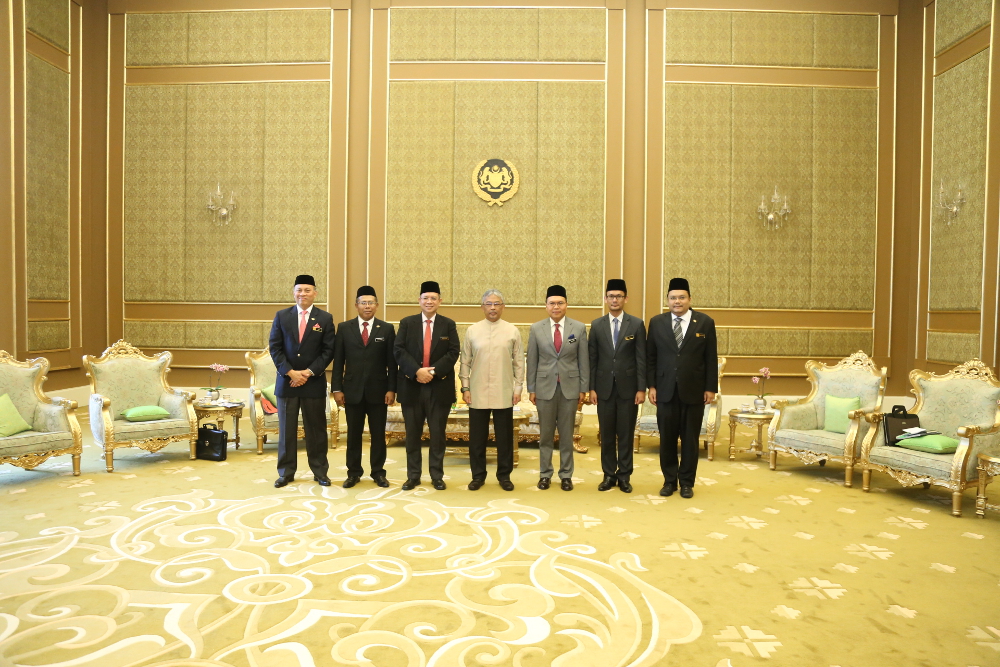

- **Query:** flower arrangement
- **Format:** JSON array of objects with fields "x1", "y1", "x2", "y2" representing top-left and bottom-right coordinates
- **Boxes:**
[
  {"x1": 201, "y1": 363, "x2": 229, "y2": 392},
  {"x1": 750, "y1": 367, "x2": 771, "y2": 398}
]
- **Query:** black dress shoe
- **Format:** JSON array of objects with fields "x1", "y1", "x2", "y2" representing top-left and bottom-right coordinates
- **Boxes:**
[
  {"x1": 372, "y1": 475, "x2": 389, "y2": 488},
  {"x1": 468, "y1": 479, "x2": 484, "y2": 491},
  {"x1": 401, "y1": 478, "x2": 420, "y2": 490},
  {"x1": 537, "y1": 477, "x2": 551, "y2": 490},
  {"x1": 314, "y1": 475, "x2": 331, "y2": 486},
  {"x1": 432, "y1": 479, "x2": 446, "y2": 490},
  {"x1": 499, "y1": 480, "x2": 514, "y2": 491},
  {"x1": 659, "y1": 483, "x2": 676, "y2": 497},
  {"x1": 680, "y1": 485, "x2": 694, "y2": 498},
  {"x1": 598, "y1": 476, "x2": 617, "y2": 492},
  {"x1": 274, "y1": 476, "x2": 294, "y2": 488},
  {"x1": 619, "y1": 480, "x2": 633, "y2": 493},
  {"x1": 561, "y1": 478, "x2": 573, "y2": 491},
  {"x1": 343, "y1": 476, "x2": 361, "y2": 488}
]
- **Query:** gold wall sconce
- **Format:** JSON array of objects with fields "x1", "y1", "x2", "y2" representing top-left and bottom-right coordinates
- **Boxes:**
[
  {"x1": 937, "y1": 181, "x2": 965, "y2": 225},
  {"x1": 207, "y1": 184, "x2": 237, "y2": 226},
  {"x1": 757, "y1": 185, "x2": 791, "y2": 231}
]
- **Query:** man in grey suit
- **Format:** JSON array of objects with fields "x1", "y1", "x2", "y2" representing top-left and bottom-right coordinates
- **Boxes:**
[
  {"x1": 527, "y1": 285, "x2": 589, "y2": 491},
  {"x1": 589, "y1": 279, "x2": 646, "y2": 494}
]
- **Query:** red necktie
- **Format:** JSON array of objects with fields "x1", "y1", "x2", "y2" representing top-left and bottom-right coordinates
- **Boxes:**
[
  {"x1": 362, "y1": 321, "x2": 369, "y2": 346},
  {"x1": 554, "y1": 322, "x2": 562, "y2": 353},
  {"x1": 299, "y1": 310, "x2": 307, "y2": 342},
  {"x1": 423, "y1": 319, "x2": 432, "y2": 367}
]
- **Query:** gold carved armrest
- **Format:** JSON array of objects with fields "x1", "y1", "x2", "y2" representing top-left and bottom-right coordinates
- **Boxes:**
[
  {"x1": 955, "y1": 422, "x2": 1000, "y2": 483},
  {"x1": 769, "y1": 398, "x2": 816, "y2": 439},
  {"x1": 859, "y1": 411, "x2": 884, "y2": 461},
  {"x1": 89, "y1": 394, "x2": 115, "y2": 445}
]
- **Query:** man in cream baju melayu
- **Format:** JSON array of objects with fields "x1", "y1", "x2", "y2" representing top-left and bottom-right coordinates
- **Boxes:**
[
  {"x1": 459, "y1": 289, "x2": 524, "y2": 492},
  {"x1": 527, "y1": 285, "x2": 589, "y2": 491}
]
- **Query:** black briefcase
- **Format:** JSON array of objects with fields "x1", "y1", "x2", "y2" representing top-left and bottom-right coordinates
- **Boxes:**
[
  {"x1": 883, "y1": 405, "x2": 919, "y2": 447},
  {"x1": 196, "y1": 424, "x2": 228, "y2": 461}
]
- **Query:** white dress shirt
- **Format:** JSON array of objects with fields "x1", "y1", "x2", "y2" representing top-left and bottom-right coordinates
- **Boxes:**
[
  {"x1": 670, "y1": 308, "x2": 692, "y2": 339},
  {"x1": 297, "y1": 304, "x2": 314, "y2": 319},
  {"x1": 549, "y1": 317, "x2": 567, "y2": 346},
  {"x1": 358, "y1": 315, "x2": 375, "y2": 336}
]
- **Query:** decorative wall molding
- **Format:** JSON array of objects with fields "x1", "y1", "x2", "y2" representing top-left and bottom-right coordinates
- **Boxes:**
[
  {"x1": 935, "y1": 23, "x2": 990, "y2": 76},
  {"x1": 664, "y1": 64, "x2": 877, "y2": 87}
]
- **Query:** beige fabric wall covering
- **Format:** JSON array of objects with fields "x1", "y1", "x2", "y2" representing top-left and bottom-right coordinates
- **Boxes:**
[
  {"x1": 25, "y1": 0, "x2": 69, "y2": 51},
  {"x1": 929, "y1": 49, "x2": 989, "y2": 312},
  {"x1": 665, "y1": 10, "x2": 878, "y2": 69},
  {"x1": 935, "y1": 0, "x2": 992, "y2": 55},
  {"x1": 25, "y1": 54, "x2": 70, "y2": 301},
  {"x1": 26, "y1": 320, "x2": 70, "y2": 352},
  {"x1": 664, "y1": 85, "x2": 877, "y2": 312},
  {"x1": 926, "y1": 331, "x2": 981, "y2": 364},
  {"x1": 386, "y1": 81, "x2": 605, "y2": 307},
  {"x1": 123, "y1": 82, "x2": 330, "y2": 303},
  {"x1": 717, "y1": 328, "x2": 873, "y2": 358},
  {"x1": 126, "y1": 11, "x2": 331, "y2": 66},
  {"x1": 123, "y1": 321, "x2": 273, "y2": 350},
  {"x1": 390, "y1": 8, "x2": 606, "y2": 62}
]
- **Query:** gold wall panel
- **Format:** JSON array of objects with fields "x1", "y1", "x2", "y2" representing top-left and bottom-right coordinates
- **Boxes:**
[
  {"x1": 385, "y1": 82, "x2": 456, "y2": 305},
  {"x1": 665, "y1": 10, "x2": 878, "y2": 69},
  {"x1": 807, "y1": 329, "x2": 874, "y2": 357},
  {"x1": 123, "y1": 321, "x2": 271, "y2": 350},
  {"x1": 730, "y1": 85, "x2": 813, "y2": 309},
  {"x1": 935, "y1": 0, "x2": 992, "y2": 55},
  {"x1": 926, "y1": 331, "x2": 981, "y2": 364},
  {"x1": 26, "y1": 321, "x2": 70, "y2": 352},
  {"x1": 261, "y1": 82, "x2": 330, "y2": 303},
  {"x1": 390, "y1": 8, "x2": 606, "y2": 62},
  {"x1": 126, "y1": 10, "x2": 331, "y2": 66},
  {"x1": 811, "y1": 88, "x2": 876, "y2": 310},
  {"x1": 664, "y1": 83, "x2": 731, "y2": 307},
  {"x1": 719, "y1": 328, "x2": 873, "y2": 358},
  {"x1": 536, "y1": 82, "x2": 605, "y2": 307},
  {"x1": 124, "y1": 85, "x2": 187, "y2": 302},
  {"x1": 25, "y1": 54, "x2": 70, "y2": 301},
  {"x1": 929, "y1": 49, "x2": 989, "y2": 312},
  {"x1": 124, "y1": 82, "x2": 330, "y2": 304},
  {"x1": 124, "y1": 320, "x2": 186, "y2": 349},
  {"x1": 451, "y1": 82, "x2": 536, "y2": 306},
  {"x1": 25, "y1": 0, "x2": 68, "y2": 51}
]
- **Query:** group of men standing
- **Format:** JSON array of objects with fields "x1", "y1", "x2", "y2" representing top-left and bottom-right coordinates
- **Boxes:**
[{"x1": 268, "y1": 275, "x2": 717, "y2": 498}]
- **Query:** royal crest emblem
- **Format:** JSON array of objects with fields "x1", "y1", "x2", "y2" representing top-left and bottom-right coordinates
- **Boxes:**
[{"x1": 473, "y1": 158, "x2": 519, "y2": 206}]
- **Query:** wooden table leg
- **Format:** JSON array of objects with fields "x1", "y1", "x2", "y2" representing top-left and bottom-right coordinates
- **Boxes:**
[
  {"x1": 233, "y1": 411, "x2": 241, "y2": 448},
  {"x1": 729, "y1": 416, "x2": 737, "y2": 460},
  {"x1": 976, "y1": 467, "x2": 989, "y2": 518},
  {"x1": 755, "y1": 422, "x2": 764, "y2": 458}
]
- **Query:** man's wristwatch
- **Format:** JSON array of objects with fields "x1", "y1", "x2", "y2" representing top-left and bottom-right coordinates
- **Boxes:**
[
  {"x1": 429, "y1": 369, "x2": 436, "y2": 376},
  {"x1": 461, "y1": 387, "x2": 470, "y2": 392}
]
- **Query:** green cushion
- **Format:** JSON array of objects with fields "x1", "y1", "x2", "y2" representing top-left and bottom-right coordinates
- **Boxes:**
[
  {"x1": 897, "y1": 434, "x2": 959, "y2": 454},
  {"x1": 262, "y1": 383, "x2": 277, "y2": 404},
  {"x1": 120, "y1": 405, "x2": 170, "y2": 422},
  {"x1": 824, "y1": 395, "x2": 861, "y2": 434},
  {"x1": 0, "y1": 393, "x2": 32, "y2": 437}
]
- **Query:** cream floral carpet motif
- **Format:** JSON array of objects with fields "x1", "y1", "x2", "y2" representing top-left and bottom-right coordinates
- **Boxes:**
[{"x1": 0, "y1": 416, "x2": 998, "y2": 666}]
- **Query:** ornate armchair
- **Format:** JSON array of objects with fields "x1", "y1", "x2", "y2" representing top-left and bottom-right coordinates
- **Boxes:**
[
  {"x1": 246, "y1": 349, "x2": 338, "y2": 455},
  {"x1": 634, "y1": 357, "x2": 726, "y2": 460},
  {"x1": 83, "y1": 340, "x2": 197, "y2": 472},
  {"x1": 768, "y1": 352, "x2": 885, "y2": 487},
  {"x1": 0, "y1": 351, "x2": 83, "y2": 475},
  {"x1": 861, "y1": 359, "x2": 1000, "y2": 516}
]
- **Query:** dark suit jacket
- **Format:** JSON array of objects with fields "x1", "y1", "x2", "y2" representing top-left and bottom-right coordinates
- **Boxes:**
[
  {"x1": 646, "y1": 309, "x2": 718, "y2": 405},
  {"x1": 269, "y1": 305, "x2": 336, "y2": 399},
  {"x1": 393, "y1": 313, "x2": 461, "y2": 405},
  {"x1": 589, "y1": 313, "x2": 647, "y2": 401},
  {"x1": 331, "y1": 317, "x2": 397, "y2": 405}
]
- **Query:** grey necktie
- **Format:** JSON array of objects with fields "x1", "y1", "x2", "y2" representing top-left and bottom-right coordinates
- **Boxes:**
[
  {"x1": 673, "y1": 316, "x2": 684, "y2": 348},
  {"x1": 612, "y1": 317, "x2": 619, "y2": 348}
]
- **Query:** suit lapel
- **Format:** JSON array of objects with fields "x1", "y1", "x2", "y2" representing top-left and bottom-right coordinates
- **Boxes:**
[{"x1": 680, "y1": 311, "x2": 701, "y2": 349}]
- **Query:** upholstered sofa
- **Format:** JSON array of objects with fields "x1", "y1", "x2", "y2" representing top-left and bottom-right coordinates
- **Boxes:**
[
  {"x1": 768, "y1": 351, "x2": 886, "y2": 486},
  {"x1": 634, "y1": 357, "x2": 726, "y2": 460},
  {"x1": 83, "y1": 340, "x2": 197, "y2": 472},
  {"x1": 861, "y1": 359, "x2": 1000, "y2": 516},
  {"x1": 0, "y1": 351, "x2": 83, "y2": 475},
  {"x1": 246, "y1": 348, "x2": 339, "y2": 454}
]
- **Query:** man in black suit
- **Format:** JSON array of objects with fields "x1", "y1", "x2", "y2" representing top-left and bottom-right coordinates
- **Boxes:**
[
  {"x1": 269, "y1": 274, "x2": 337, "y2": 488},
  {"x1": 647, "y1": 277, "x2": 717, "y2": 499},
  {"x1": 394, "y1": 280, "x2": 461, "y2": 490},
  {"x1": 331, "y1": 286, "x2": 397, "y2": 489},
  {"x1": 589, "y1": 279, "x2": 646, "y2": 494}
]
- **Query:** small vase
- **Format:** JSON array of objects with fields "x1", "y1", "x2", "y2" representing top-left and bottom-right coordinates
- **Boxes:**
[
  {"x1": 205, "y1": 389, "x2": 220, "y2": 402},
  {"x1": 753, "y1": 397, "x2": 767, "y2": 412}
]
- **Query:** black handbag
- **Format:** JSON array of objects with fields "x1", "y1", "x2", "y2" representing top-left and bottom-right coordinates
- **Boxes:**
[
  {"x1": 196, "y1": 424, "x2": 228, "y2": 461},
  {"x1": 883, "y1": 405, "x2": 919, "y2": 447}
]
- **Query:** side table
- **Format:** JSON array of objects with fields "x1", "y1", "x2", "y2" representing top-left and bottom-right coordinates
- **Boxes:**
[
  {"x1": 194, "y1": 403, "x2": 245, "y2": 449},
  {"x1": 975, "y1": 452, "x2": 1000, "y2": 517},
  {"x1": 728, "y1": 409, "x2": 774, "y2": 461}
]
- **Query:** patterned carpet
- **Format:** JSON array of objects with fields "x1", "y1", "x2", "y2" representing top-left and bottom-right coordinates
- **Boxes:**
[{"x1": 0, "y1": 415, "x2": 997, "y2": 667}]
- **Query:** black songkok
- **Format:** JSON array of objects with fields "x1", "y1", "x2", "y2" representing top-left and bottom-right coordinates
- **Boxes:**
[
  {"x1": 546, "y1": 285, "x2": 567, "y2": 300},
  {"x1": 294, "y1": 274, "x2": 316, "y2": 287},
  {"x1": 667, "y1": 277, "x2": 690, "y2": 295},
  {"x1": 356, "y1": 285, "x2": 377, "y2": 299},
  {"x1": 606, "y1": 279, "x2": 627, "y2": 294},
  {"x1": 420, "y1": 281, "x2": 441, "y2": 295}
]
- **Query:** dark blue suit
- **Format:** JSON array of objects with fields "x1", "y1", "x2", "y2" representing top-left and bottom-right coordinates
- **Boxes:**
[{"x1": 269, "y1": 305, "x2": 336, "y2": 478}]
